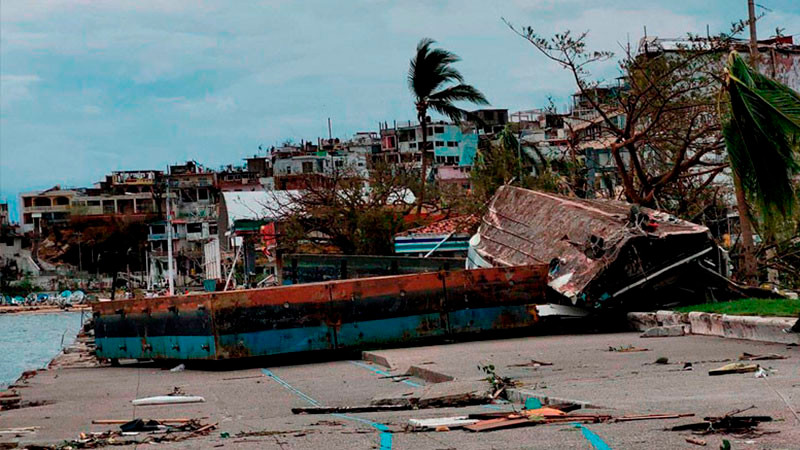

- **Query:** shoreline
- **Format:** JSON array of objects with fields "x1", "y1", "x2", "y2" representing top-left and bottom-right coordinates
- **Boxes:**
[
  {"x1": 0, "y1": 305, "x2": 91, "y2": 316},
  {"x1": 0, "y1": 311, "x2": 85, "y2": 391}
]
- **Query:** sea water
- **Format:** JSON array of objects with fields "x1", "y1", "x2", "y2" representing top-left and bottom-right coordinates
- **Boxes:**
[{"x1": 0, "y1": 312, "x2": 82, "y2": 388}]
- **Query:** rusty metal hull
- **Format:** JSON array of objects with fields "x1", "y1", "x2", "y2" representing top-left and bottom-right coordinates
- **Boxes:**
[{"x1": 93, "y1": 265, "x2": 548, "y2": 361}]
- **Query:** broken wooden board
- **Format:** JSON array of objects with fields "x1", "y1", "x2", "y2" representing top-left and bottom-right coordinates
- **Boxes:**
[
  {"x1": 464, "y1": 414, "x2": 612, "y2": 432},
  {"x1": 739, "y1": 352, "x2": 787, "y2": 361},
  {"x1": 293, "y1": 405, "x2": 411, "y2": 414},
  {"x1": 408, "y1": 416, "x2": 480, "y2": 430},
  {"x1": 708, "y1": 363, "x2": 759, "y2": 376}
]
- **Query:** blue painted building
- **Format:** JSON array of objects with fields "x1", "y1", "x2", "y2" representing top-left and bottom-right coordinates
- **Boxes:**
[{"x1": 430, "y1": 122, "x2": 479, "y2": 167}]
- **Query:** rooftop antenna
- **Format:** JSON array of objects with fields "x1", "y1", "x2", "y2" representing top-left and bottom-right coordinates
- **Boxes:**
[{"x1": 327, "y1": 118, "x2": 332, "y2": 140}]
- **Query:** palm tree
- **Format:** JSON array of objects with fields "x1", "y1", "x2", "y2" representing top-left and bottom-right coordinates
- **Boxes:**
[
  {"x1": 408, "y1": 38, "x2": 488, "y2": 213},
  {"x1": 724, "y1": 51, "x2": 800, "y2": 226}
]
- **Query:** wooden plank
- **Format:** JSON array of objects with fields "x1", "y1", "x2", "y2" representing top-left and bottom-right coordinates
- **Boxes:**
[
  {"x1": 408, "y1": 417, "x2": 480, "y2": 430},
  {"x1": 614, "y1": 413, "x2": 694, "y2": 422},
  {"x1": 292, "y1": 405, "x2": 412, "y2": 414}
]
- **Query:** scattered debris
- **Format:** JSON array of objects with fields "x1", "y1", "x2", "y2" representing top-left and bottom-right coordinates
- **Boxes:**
[
  {"x1": 608, "y1": 345, "x2": 649, "y2": 352},
  {"x1": 170, "y1": 364, "x2": 186, "y2": 372},
  {"x1": 478, "y1": 364, "x2": 516, "y2": 399},
  {"x1": 120, "y1": 419, "x2": 165, "y2": 433},
  {"x1": 655, "y1": 357, "x2": 669, "y2": 365},
  {"x1": 670, "y1": 406, "x2": 773, "y2": 435},
  {"x1": 708, "y1": 363, "x2": 759, "y2": 376},
  {"x1": 409, "y1": 402, "x2": 693, "y2": 433},
  {"x1": 683, "y1": 362, "x2": 694, "y2": 371},
  {"x1": 508, "y1": 359, "x2": 553, "y2": 367},
  {"x1": 27, "y1": 420, "x2": 217, "y2": 449},
  {"x1": 92, "y1": 418, "x2": 198, "y2": 425},
  {"x1": 670, "y1": 415, "x2": 772, "y2": 434},
  {"x1": 131, "y1": 395, "x2": 205, "y2": 406},
  {"x1": 685, "y1": 437, "x2": 707, "y2": 446},
  {"x1": 739, "y1": 352, "x2": 787, "y2": 361},
  {"x1": 168, "y1": 386, "x2": 186, "y2": 396}
]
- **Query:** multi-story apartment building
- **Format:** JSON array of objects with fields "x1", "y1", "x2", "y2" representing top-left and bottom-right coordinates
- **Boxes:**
[
  {"x1": 0, "y1": 203, "x2": 10, "y2": 226},
  {"x1": 378, "y1": 120, "x2": 478, "y2": 168},
  {"x1": 20, "y1": 186, "x2": 79, "y2": 233}
]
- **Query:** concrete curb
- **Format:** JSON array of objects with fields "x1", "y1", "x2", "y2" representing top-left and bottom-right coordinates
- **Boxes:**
[
  {"x1": 505, "y1": 388, "x2": 603, "y2": 410},
  {"x1": 408, "y1": 365, "x2": 455, "y2": 383},
  {"x1": 361, "y1": 352, "x2": 456, "y2": 383},
  {"x1": 690, "y1": 312, "x2": 799, "y2": 345},
  {"x1": 628, "y1": 311, "x2": 800, "y2": 345},
  {"x1": 361, "y1": 351, "x2": 392, "y2": 369}
]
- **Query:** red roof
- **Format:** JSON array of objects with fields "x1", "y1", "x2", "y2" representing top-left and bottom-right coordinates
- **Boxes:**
[{"x1": 400, "y1": 215, "x2": 480, "y2": 236}]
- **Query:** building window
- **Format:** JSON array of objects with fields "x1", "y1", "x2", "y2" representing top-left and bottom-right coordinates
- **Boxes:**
[
  {"x1": 198, "y1": 188, "x2": 209, "y2": 200},
  {"x1": 447, "y1": 141, "x2": 457, "y2": 147},
  {"x1": 335, "y1": 160, "x2": 344, "y2": 167},
  {"x1": 435, "y1": 141, "x2": 444, "y2": 148},
  {"x1": 427, "y1": 127, "x2": 434, "y2": 135},
  {"x1": 187, "y1": 223, "x2": 202, "y2": 233},
  {"x1": 409, "y1": 142, "x2": 417, "y2": 149},
  {"x1": 434, "y1": 126, "x2": 444, "y2": 134}
]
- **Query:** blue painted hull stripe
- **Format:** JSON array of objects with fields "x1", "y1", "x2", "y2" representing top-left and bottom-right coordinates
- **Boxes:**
[
  {"x1": 573, "y1": 423, "x2": 612, "y2": 450},
  {"x1": 262, "y1": 368, "x2": 392, "y2": 450},
  {"x1": 348, "y1": 361, "x2": 422, "y2": 387}
]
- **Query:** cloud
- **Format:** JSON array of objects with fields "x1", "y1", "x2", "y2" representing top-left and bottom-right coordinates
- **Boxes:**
[
  {"x1": 1, "y1": 0, "x2": 798, "y2": 205},
  {"x1": 0, "y1": 74, "x2": 42, "y2": 108}
]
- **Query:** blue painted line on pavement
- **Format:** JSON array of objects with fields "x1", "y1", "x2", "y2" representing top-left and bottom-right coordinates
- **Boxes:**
[
  {"x1": 262, "y1": 368, "x2": 393, "y2": 450},
  {"x1": 348, "y1": 360, "x2": 422, "y2": 387},
  {"x1": 262, "y1": 368, "x2": 319, "y2": 405},
  {"x1": 573, "y1": 423, "x2": 612, "y2": 450}
]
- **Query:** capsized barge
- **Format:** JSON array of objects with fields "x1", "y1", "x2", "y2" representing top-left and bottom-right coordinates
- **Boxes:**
[{"x1": 93, "y1": 265, "x2": 547, "y2": 361}]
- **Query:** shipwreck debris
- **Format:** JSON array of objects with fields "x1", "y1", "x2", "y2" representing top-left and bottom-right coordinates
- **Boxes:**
[
  {"x1": 708, "y1": 363, "x2": 759, "y2": 376},
  {"x1": 467, "y1": 186, "x2": 750, "y2": 310}
]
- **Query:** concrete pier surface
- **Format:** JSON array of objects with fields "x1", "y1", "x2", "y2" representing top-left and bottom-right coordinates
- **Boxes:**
[{"x1": 2, "y1": 332, "x2": 798, "y2": 449}]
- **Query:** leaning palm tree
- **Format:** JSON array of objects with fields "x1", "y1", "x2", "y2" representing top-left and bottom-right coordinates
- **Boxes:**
[
  {"x1": 408, "y1": 38, "x2": 488, "y2": 213},
  {"x1": 723, "y1": 51, "x2": 800, "y2": 227}
]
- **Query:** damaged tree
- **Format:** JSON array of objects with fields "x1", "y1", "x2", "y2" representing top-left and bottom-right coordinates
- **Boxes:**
[
  {"x1": 504, "y1": 20, "x2": 741, "y2": 213},
  {"x1": 264, "y1": 162, "x2": 418, "y2": 255}
]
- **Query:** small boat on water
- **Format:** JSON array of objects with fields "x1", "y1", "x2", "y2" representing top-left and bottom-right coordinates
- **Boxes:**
[{"x1": 92, "y1": 265, "x2": 548, "y2": 361}]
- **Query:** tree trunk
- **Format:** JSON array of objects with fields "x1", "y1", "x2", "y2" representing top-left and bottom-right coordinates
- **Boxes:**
[
  {"x1": 734, "y1": 0, "x2": 759, "y2": 285},
  {"x1": 416, "y1": 113, "x2": 428, "y2": 215}
]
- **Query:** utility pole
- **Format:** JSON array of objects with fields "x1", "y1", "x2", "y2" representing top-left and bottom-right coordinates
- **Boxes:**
[
  {"x1": 166, "y1": 184, "x2": 175, "y2": 295},
  {"x1": 731, "y1": 0, "x2": 759, "y2": 285}
]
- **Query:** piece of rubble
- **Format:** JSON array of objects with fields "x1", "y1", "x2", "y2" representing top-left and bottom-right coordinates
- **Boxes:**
[{"x1": 641, "y1": 325, "x2": 686, "y2": 338}]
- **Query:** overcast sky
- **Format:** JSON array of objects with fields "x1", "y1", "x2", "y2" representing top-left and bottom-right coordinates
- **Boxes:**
[{"x1": 1, "y1": 0, "x2": 798, "y2": 220}]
